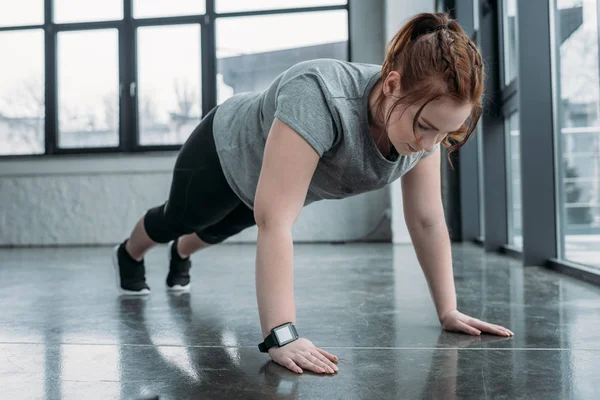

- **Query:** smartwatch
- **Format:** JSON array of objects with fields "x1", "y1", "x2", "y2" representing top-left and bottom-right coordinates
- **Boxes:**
[{"x1": 258, "y1": 322, "x2": 299, "y2": 353}]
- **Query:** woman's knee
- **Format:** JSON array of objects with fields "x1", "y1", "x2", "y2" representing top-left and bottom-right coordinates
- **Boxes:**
[{"x1": 144, "y1": 204, "x2": 192, "y2": 244}]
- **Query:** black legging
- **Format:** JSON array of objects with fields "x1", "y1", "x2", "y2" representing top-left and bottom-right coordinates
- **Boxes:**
[{"x1": 144, "y1": 106, "x2": 256, "y2": 244}]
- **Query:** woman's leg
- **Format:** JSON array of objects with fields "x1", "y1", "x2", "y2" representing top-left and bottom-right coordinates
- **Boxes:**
[
  {"x1": 114, "y1": 107, "x2": 227, "y2": 294},
  {"x1": 176, "y1": 233, "x2": 211, "y2": 258},
  {"x1": 164, "y1": 203, "x2": 256, "y2": 292},
  {"x1": 168, "y1": 202, "x2": 257, "y2": 264},
  {"x1": 125, "y1": 216, "x2": 157, "y2": 261}
]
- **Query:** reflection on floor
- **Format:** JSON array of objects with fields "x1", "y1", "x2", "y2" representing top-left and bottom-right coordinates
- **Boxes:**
[{"x1": 1, "y1": 243, "x2": 599, "y2": 399}]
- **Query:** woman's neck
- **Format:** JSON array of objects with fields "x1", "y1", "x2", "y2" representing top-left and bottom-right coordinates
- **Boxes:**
[
  {"x1": 368, "y1": 79, "x2": 385, "y2": 131},
  {"x1": 367, "y1": 79, "x2": 395, "y2": 159}
]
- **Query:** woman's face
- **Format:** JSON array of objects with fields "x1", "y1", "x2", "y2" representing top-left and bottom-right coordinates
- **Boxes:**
[{"x1": 381, "y1": 72, "x2": 473, "y2": 156}]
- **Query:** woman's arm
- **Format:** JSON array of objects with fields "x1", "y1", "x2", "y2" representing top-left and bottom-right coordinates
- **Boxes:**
[
  {"x1": 401, "y1": 150, "x2": 513, "y2": 337},
  {"x1": 253, "y1": 118, "x2": 339, "y2": 374},
  {"x1": 401, "y1": 150, "x2": 456, "y2": 319},
  {"x1": 254, "y1": 118, "x2": 318, "y2": 338}
]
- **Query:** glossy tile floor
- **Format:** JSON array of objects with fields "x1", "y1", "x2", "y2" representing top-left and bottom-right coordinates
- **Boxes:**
[{"x1": 1, "y1": 243, "x2": 600, "y2": 400}]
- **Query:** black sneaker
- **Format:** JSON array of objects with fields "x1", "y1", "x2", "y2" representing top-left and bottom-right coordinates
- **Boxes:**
[
  {"x1": 112, "y1": 241, "x2": 150, "y2": 295},
  {"x1": 166, "y1": 239, "x2": 191, "y2": 292}
]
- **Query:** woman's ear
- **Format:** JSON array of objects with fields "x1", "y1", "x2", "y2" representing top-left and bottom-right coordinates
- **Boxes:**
[{"x1": 383, "y1": 71, "x2": 401, "y2": 98}]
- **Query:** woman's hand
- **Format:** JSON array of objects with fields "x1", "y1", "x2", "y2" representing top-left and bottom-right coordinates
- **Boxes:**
[
  {"x1": 440, "y1": 310, "x2": 514, "y2": 337},
  {"x1": 268, "y1": 338, "x2": 339, "y2": 374}
]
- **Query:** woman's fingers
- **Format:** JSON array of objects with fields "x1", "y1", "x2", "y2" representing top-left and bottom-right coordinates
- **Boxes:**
[
  {"x1": 283, "y1": 357, "x2": 303, "y2": 374},
  {"x1": 495, "y1": 325, "x2": 514, "y2": 336},
  {"x1": 469, "y1": 318, "x2": 514, "y2": 337},
  {"x1": 457, "y1": 320, "x2": 481, "y2": 336},
  {"x1": 269, "y1": 339, "x2": 340, "y2": 375},
  {"x1": 470, "y1": 319, "x2": 507, "y2": 336},
  {"x1": 312, "y1": 351, "x2": 338, "y2": 372},
  {"x1": 317, "y1": 348, "x2": 339, "y2": 363},
  {"x1": 296, "y1": 354, "x2": 331, "y2": 374},
  {"x1": 305, "y1": 352, "x2": 336, "y2": 373},
  {"x1": 490, "y1": 324, "x2": 514, "y2": 337}
]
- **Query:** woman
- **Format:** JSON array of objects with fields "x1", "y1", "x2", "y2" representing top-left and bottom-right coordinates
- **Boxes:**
[{"x1": 112, "y1": 12, "x2": 514, "y2": 375}]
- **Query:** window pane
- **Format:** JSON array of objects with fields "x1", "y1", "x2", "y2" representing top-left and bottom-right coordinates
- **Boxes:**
[
  {"x1": 555, "y1": 0, "x2": 600, "y2": 268},
  {"x1": 477, "y1": 122, "x2": 485, "y2": 239},
  {"x1": 134, "y1": 0, "x2": 205, "y2": 18},
  {"x1": 0, "y1": 30, "x2": 44, "y2": 155},
  {"x1": 54, "y1": 0, "x2": 123, "y2": 23},
  {"x1": 502, "y1": 0, "x2": 518, "y2": 85},
  {"x1": 137, "y1": 25, "x2": 201, "y2": 145},
  {"x1": 506, "y1": 112, "x2": 522, "y2": 248},
  {"x1": 57, "y1": 30, "x2": 119, "y2": 148},
  {"x1": 0, "y1": 0, "x2": 44, "y2": 27},
  {"x1": 216, "y1": 0, "x2": 346, "y2": 13},
  {"x1": 216, "y1": 10, "x2": 348, "y2": 103}
]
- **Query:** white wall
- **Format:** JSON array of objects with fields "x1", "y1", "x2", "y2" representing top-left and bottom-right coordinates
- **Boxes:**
[
  {"x1": 385, "y1": 0, "x2": 435, "y2": 244},
  {"x1": 0, "y1": 0, "x2": 391, "y2": 247},
  {"x1": 0, "y1": 154, "x2": 394, "y2": 245}
]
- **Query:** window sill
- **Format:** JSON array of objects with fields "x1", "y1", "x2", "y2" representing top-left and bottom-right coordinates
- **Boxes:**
[
  {"x1": 0, "y1": 151, "x2": 178, "y2": 177},
  {"x1": 500, "y1": 244, "x2": 523, "y2": 260},
  {"x1": 546, "y1": 259, "x2": 600, "y2": 287}
]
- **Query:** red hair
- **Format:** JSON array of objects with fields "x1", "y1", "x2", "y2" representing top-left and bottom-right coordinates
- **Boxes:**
[{"x1": 375, "y1": 12, "x2": 485, "y2": 166}]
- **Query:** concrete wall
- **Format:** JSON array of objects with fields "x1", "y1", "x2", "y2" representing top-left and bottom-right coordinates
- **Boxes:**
[
  {"x1": 0, "y1": 0, "x2": 391, "y2": 247},
  {"x1": 385, "y1": 0, "x2": 435, "y2": 244}
]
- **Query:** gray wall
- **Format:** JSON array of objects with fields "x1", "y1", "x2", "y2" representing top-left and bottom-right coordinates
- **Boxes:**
[{"x1": 0, "y1": 0, "x2": 389, "y2": 247}]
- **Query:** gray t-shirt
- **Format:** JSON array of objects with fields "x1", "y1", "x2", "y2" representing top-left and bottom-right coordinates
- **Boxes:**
[{"x1": 212, "y1": 59, "x2": 437, "y2": 209}]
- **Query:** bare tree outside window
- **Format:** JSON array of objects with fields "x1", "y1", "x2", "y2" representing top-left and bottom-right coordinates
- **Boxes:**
[
  {"x1": 57, "y1": 29, "x2": 119, "y2": 148},
  {"x1": 172, "y1": 78, "x2": 198, "y2": 141},
  {"x1": 0, "y1": 29, "x2": 45, "y2": 155},
  {"x1": 137, "y1": 24, "x2": 201, "y2": 145}
]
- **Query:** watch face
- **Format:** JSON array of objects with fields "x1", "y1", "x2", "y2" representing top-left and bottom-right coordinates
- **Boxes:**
[{"x1": 274, "y1": 325, "x2": 294, "y2": 345}]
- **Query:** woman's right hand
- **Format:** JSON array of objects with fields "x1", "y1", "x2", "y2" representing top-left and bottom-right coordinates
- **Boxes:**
[{"x1": 268, "y1": 338, "x2": 339, "y2": 374}]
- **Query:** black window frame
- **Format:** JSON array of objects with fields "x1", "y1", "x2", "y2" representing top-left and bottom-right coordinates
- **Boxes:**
[{"x1": 0, "y1": 0, "x2": 351, "y2": 158}]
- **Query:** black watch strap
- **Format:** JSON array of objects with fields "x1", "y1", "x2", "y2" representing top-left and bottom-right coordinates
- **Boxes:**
[{"x1": 258, "y1": 333, "x2": 278, "y2": 353}]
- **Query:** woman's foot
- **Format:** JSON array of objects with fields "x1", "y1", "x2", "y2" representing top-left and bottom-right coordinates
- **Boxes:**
[
  {"x1": 166, "y1": 239, "x2": 192, "y2": 292},
  {"x1": 112, "y1": 241, "x2": 151, "y2": 295}
]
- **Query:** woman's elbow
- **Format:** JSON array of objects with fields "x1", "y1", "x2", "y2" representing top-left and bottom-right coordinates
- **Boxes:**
[{"x1": 254, "y1": 205, "x2": 294, "y2": 232}]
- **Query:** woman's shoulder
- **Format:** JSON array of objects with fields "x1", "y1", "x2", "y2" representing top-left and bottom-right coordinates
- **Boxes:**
[
  {"x1": 285, "y1": 59, "x2": 380, "y2": 77},
  {"x1": 279, "y1": 59, "x2": 381, "y2": 98}
]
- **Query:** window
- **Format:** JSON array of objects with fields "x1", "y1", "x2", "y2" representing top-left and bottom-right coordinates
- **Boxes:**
[
  {"x1": 474, "y1": 0, "x2": 484, "y2": 240},
  {"x1": 0, "y1": 0, "x2": 44, "y2": 27},
  {"x1": 0, "y1": 30, "x2": 45, "y2": 155},
  {"x1": 477, "y1": 120, "x2": 485, "y2": 239},
  {"x1": 216, "y1": 10, "x2": 348, "y2": 104},
  {"x1": 137, "y1": 25, "x2": 202, "y2": 145},
  {"x1": 57, "y1": 30, "x2": 120, "y2": 148},
  {"x1": 500, "y1": 0, "x2": 521, "y2": 248},
  {"x1": 554, "y1": 0, "x2": 600, "y2": 268},
  {"x1": 54, "y1": 0, "x2": 123, "y2": 23},
  {"x1": 216, "y1": 0, "x2": 346, "y2": 13},
  {"x1": 506, "y1": 112, "x2": 522, "y2": 248},
  {"x1": 133, "y1": 0, "x2": 205, "y2": 19},
  {"x1": 0, "y1": 1, "x2": 350, "y2": 157},
  {"x1": 502, "y1": 0, "x2": 518, "y2": 85}
]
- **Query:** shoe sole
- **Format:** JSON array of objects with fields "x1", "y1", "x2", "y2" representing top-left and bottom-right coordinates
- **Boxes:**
[
  {"x1": 166, "y1": 283, "x2": 191, "y2": 292},
  {"x1": 112, "y1": 244, "x2": 150, "y2": 296},
  {"x1": 167, "y1": 241, "x2": 191, "y2": 292}
]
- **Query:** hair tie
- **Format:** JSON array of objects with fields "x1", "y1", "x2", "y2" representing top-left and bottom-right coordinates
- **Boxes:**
[{"x1": 434, "y1": 25, "x2": 449, "y2": 32}]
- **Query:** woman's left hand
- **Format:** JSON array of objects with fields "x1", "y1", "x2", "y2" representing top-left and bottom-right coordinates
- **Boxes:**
[{"x1": 440, "y1": 310, "x2": 514, "y2": 337}]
